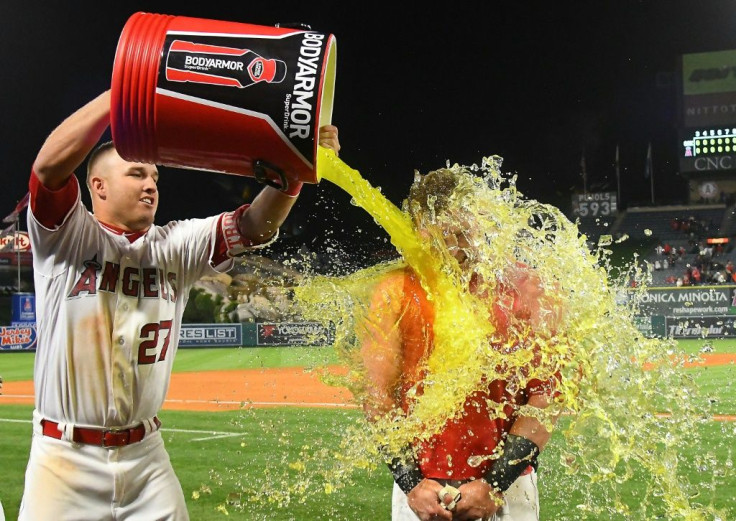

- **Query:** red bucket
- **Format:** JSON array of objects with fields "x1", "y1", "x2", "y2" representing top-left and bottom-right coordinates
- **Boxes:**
[{"x1": 110, "y1": 12, "x2": 337, "y2": 188}]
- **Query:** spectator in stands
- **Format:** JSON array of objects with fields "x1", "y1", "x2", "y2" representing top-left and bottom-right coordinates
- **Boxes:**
[
  {"x1": 726, "y1": 260, "x2": 734, "y2": 276},
  {"x1": 663, "y1": 243, "x2": 672, "y2": 256},
  {"x1": 653, "y1": 260, "x2": 662, "y2": 271},
  {"x1": 691, "y1": 266, "x2": 702, "y2": 284},
  {"x1": 655, "y1": 244, "x2": 664, "y2": 256},
  {"x1": 683, "y1": 267, "x2": 693, "y2": 286},
  {"x1": 662, "y1": 258, "x2": 669, "y2": 270}
]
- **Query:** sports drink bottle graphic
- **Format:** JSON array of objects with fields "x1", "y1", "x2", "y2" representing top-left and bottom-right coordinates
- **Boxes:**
[{"x1": 165, "y1": 40, "x2": 287, "y2": 88}]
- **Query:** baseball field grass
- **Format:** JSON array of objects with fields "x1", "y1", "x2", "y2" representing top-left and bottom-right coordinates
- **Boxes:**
[{"x1": 1, "y1": 339, "x2": 734, "y2": 520}]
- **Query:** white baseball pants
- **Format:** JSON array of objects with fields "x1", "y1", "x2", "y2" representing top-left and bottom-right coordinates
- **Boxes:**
[
  {"x1": 19, "y1": 415, "x2": 188, "y2": 520},
  {"x1": 392, "y1": 471, "x2": 539, "y2": 521}
]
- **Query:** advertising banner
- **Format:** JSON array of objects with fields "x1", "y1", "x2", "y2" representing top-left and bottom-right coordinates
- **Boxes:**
[
  {"x1": 631, "y1": 285, "x2": 736, "y2": 317},
  {"x1": 0, "y1": 324, "x2": 37, "y2": 350},
  {"x1": 629, "y1": 286, "x2": 736, "y2": 338},
  {"x1": 664, "y1": 315, "x2": 736, "y2": 338},
  {"x1": 681, "y1": 49, "x2": 736, "y2": 130},
  {"x1": 682, "y1": 50, "x2": 736, "y2": 96},
  {"x1": 257, "y1": 322, "x2": 335, "y2": 346},
  {"x1": 11, "y1": 293, "x2": 36, "y2": 323},
  {"x1": 179, "y1": 323, "x2": 242, "y2": 347},
  {"x1": 0, "y1": 231, "x2": 31, "y2": 252}
]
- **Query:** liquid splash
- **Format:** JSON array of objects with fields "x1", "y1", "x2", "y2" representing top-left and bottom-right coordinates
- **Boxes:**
[{"x1": 286, "y1": 148, "x2": 728, "y2": 519}]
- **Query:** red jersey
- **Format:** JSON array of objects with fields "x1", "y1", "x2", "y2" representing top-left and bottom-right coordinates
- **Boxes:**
[{"x1": 396, "y1": 268, "x2": 551, "y2": 480}]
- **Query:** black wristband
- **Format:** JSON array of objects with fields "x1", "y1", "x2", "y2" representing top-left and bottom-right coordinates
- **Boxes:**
[
  {"x1": 483, "y1": 434, "x2": 540, "y2": 492},
  {"x1": 387, "y1": 454, "x2": 424, "y2": 494}
]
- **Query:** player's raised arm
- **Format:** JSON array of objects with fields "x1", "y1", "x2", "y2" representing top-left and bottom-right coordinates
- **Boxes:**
[
  {"x1": 33, "y1": 91, "x2": 111, "y2": 190},
  {"x1": 237, "y1": 124, "x2": 340, "y2": 244}
]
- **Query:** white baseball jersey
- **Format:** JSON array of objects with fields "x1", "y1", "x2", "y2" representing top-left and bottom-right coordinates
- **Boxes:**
[{"x1": 27, "y1": 172, "x2": 247, "y2": 428}]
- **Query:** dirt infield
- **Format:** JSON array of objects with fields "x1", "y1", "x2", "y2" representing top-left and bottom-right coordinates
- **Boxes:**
[
  {"x1": 2, "y1": 354, "x2": 733, "y2": 412},
  {"x1": 0, "y1": 366, "x2": 355, "y2": 411}
]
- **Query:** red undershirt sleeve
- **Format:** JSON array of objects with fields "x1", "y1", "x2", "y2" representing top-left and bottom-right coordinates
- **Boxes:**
[{"x1": 29, "y1": 170, "x2": 79, "y2": 229}]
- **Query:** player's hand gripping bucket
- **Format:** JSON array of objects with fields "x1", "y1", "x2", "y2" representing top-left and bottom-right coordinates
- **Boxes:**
[{"x1": 110, "y1": 12, "x2": 336, "y2": 190}]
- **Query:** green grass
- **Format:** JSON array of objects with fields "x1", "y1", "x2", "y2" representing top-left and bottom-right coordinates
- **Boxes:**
[
  {"x1": 0, "y1": 404, "x2": 391, "y2": 521},
  {"x1": 0, "y1": 352, "x2": 35, "y2": 381},
  {"x1": 0, "y1": 345, "x2": 340, "y2": 382},
  {"x1": 1, "y1": 340, "x2": 734, "y2": 520},
  {"x1": 677, "y1": 337, "x2": 736, "y2": 355},
  {"x1": 173, "y1": 346, "x2": 339, "y2": 372}
]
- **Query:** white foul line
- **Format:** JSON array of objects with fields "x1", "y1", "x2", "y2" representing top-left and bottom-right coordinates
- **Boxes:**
[
  {"x1": 0, "y1": 417, "x2": 242, "y2": 441},
  {"x1": 163, "y1": 398, "x2": 358, "y2": 409},
  {"x1": 1, "y1": 395, "x2": 358, "y2": 409}
]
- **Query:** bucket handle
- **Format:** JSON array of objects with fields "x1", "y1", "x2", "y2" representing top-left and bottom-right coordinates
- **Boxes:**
[
  {"x1": 274, "y1": 22, "x2": 312, "y2": 31},
  {"x1": 253, "y1": 159, "x2": 291, "y2": 192}
]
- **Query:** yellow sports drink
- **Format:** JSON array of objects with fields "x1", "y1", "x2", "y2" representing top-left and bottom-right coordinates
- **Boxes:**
[{"x1": 294, "y1": 148, "x2": 723, "y2": 520}]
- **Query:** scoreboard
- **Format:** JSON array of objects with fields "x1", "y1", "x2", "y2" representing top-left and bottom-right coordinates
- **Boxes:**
[
  {"x1": 571, "y1": 192, "x2": 618, "y2": 218},
  {"x1": 680, "y1": 126, "x2": 736, "y2": 173},
  {"x1": 679, "y1": 50, "x2": 736, "y2": 173}
]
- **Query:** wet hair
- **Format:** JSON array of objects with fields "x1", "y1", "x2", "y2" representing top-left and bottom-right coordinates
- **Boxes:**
[
  {"x1": 86, "y1": 141, "x2": 116, "y2": 188},
  {"x1": 405, "y1": 168, "x2": 461, "y2": 220}
]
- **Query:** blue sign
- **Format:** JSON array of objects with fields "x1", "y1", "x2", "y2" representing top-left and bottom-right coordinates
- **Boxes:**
[
  {"x1": 11, "y1": 293, "x2": 36, "y2": 323},
  {"x1": 0, "y1": 324, "x2": 37, "y2": 350},
  {"x1": 178, "y1": 323, "x2": 242, "y2": 347}
]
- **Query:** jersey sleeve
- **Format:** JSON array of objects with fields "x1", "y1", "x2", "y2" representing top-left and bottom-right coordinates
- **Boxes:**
[
  {"x1": 210, "y1": 204, "x2": 279, "y2": 271},
  {"x1": 28, "y1": 170, "x2": 80, "y2": 230},
  {"x1": 27, "y1": 172, "x2": 96, "y2": 279}
]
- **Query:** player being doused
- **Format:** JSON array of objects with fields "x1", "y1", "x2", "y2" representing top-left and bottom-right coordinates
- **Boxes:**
[{"x1": 357, "y1": 168, "x2": 564, "y2": 521}]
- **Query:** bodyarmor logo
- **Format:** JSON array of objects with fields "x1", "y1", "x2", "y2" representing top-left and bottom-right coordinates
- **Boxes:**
[
  {"x1": 166, "y1": 40, "x2": 286, "y2": 88},
  {"x1": 67, "y1": 256, "x2": 178, "y2": 302},
  {"x1": 288, "y1": 33, "x2": 325, "y2": 139},
  {"x1": 183, "y1": 56, "x2": 244, "y2": 71}
]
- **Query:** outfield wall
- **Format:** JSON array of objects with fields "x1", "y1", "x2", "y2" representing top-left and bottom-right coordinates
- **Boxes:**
[
  {"x1": 631, "y1": 285, "x2": 736, "y2": 338},
  {"x1": 179, "y1": 322, "x2": 335, "y2": 348},
  {"x1": 0, "y1": 321, "x2": 336, "y2": 351}
]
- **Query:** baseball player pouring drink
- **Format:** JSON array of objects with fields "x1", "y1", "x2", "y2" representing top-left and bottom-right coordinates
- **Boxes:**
[{"x1": 18, "y1": 90, "x2": 340, "y2": 520}]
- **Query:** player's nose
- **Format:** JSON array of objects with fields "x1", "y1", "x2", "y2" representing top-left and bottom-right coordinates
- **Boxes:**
[{"x1": 143, "y1": 177, "x2": 158, "y2": 192}]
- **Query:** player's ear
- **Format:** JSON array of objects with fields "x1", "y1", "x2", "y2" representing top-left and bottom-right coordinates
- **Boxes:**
[{"x1": 90, "y1": 175, "x2": 107, "y2": 200}]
